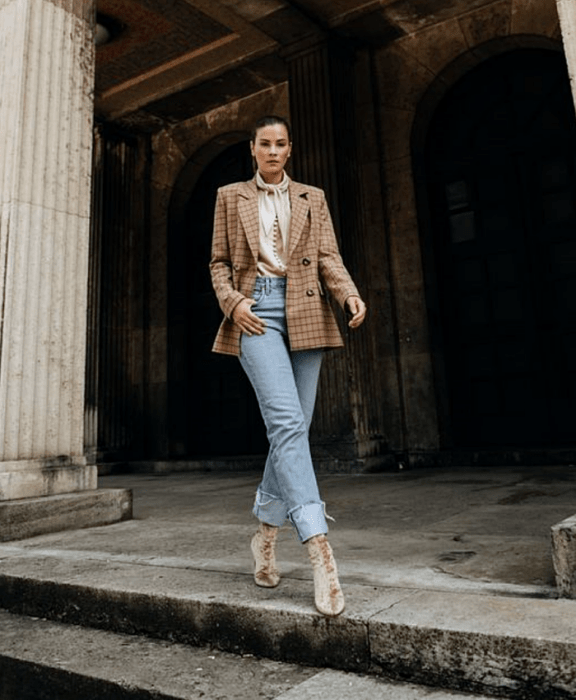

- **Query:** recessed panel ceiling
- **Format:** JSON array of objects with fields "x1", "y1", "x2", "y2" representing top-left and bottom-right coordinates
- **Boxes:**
[
  {"x1": 94, "y1": 0, "x2": 510, "y2": 126},
  {"x1": 97, "y1": 0, "x2": 235, "y2": 93},
  {"x1": 384, "y1": 0, "x2": 499, "y2": 33}
]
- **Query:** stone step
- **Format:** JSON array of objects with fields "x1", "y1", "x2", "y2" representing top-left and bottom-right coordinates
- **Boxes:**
[
  {"x1": 0, "y1": 550, "x2": 574, "y2": 698},
  {"x1": 0, "y1": 609, "x2": 499, "y2": 700},
  {"x1": 0, "y1": 489, "x2": 132, "y2": 541},
  {"x1": 0, "y1": 608, "x2": 316, "y2": 700}
]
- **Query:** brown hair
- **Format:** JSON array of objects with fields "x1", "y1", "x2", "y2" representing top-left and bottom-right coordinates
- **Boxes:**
[{"x1": 251, "y1": 115, "x2": 292, "y2": 143}]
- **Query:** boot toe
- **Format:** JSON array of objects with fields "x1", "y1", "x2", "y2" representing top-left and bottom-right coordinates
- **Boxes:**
[{"x1": 254, "y1": 570, "x2": 281, "y2": 588}]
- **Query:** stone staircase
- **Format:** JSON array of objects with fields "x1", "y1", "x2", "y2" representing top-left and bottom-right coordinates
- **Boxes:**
[
  {"x1": 2, "y1": 467, "x2": 576, "y2": 699},
  {"x1": 0, "y1": 552, "x2": 575, "y2": 699}
]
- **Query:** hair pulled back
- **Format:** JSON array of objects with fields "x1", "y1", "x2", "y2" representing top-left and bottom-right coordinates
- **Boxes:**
[{"x1": 251, "y1": 115, "x2": 292, "y2": 143}]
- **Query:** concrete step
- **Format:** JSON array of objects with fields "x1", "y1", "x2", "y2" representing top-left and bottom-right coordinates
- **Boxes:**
[
  {"x1": 0, "y1": 549, "x2": 574, "y2": 699},
  {"x1": 0, "y1": 608, "x2": 315, "y2": 700},
  {"x1": 0, "y1": 609, "x2": 500, "y2": 700},
  {"x1": 280, "y1": 671, "x2": 502, "y2": 699},
  {"x1": 0, "y1": 488, "x2": 132, "y2": 541}
]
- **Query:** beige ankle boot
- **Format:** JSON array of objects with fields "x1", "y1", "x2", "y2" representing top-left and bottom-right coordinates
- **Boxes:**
[
  {"x1": 251, "y1": 523, "x2": 280, "y2": 588},
  {"x1": 306, "y1": 534, "x2": 345, "y2": 616}
]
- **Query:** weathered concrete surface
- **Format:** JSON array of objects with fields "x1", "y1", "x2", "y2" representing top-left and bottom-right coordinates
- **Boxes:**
[
  {"x1": 0, "y1": 609, "x2": 318, "y2": 700},
  {"x1": 1, "y1": 466, "x2": 576, "y2": 697},
  {"x1": 0, "y1": 561, "x2": 379, "y2": 671},
  {"x1": 276, "y1": 670, "x2": 498, "y2": 700},
  {"x1": 0, "y1": 489, "x2": 133, "y2": 542},
  {"x1": 371, "y1": 591, "x2": 576, "y2": 698},
  {"x1": 0, "y1": 610, "x2": 498, "y2": 700},
  {"x1": 0, "y1": 557, "x2": 573, "y2": 697},
  {"x1": 551, "y1": 514, "x2": 576, "y2": 598}
]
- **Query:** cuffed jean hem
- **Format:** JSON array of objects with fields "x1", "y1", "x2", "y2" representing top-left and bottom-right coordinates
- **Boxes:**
[
  {"x1": 288, "y1": 502, "x2": 329, "y2": 543},
  {"x1": 252, "y1": 489, "x2": 288, "y2": 528}
]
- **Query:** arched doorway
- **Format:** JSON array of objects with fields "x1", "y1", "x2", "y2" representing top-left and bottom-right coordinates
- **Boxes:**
[
  {"x1": 168, "y1": 140, "x2": 267, "y2": 457},
  {"x1": 426, "y1": 48, "x2": 576, "y2": 448}
]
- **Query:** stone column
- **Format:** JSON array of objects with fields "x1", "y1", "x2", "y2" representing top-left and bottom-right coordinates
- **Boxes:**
[
  {"x1": 283, "y1": 38, "x2": 386, "y2": 470},
  {"x1": 557, "y1": 0, "x2": 576, "y2": 109},
  {"x1": 0, "y1": 0, "x2": 131, "y2": 537}
]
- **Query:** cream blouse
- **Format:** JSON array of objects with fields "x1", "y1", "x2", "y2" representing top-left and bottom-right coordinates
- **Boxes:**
[{"x1": 255, "y1": 170, "x2": 291, "y2": 277}]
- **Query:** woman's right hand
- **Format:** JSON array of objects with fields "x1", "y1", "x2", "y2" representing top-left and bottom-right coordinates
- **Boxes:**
[{"x1": 232, "y1": 298, "x2": 267, "y2": 336}]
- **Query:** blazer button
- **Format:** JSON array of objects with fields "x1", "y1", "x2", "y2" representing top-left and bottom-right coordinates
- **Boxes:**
[
  {"x1": 233, "y1": 264, "x2": 240, "y2": 271},
  {"x1": 306, "y1": 289, "x2": 315, "y2": 297},
  {"x1": 302, "y1": 257, "x2": 311, "y2": 266}
]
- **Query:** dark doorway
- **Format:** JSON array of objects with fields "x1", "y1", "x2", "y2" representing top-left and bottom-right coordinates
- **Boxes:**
[
  {"x1": 168, "y1": 140, "x2": 267, "y2": 457},
  {"x1": 426, "y1": 49, "x2": 576, "y2": 448}
]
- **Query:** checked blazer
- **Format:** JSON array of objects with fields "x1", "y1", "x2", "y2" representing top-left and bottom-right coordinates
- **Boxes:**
[{"x1": 209, "y1": 177, "x2": 360, "y2": 357}]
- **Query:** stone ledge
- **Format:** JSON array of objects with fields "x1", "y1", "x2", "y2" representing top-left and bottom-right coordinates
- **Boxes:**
[
  {"x1": 0, "y1": 489, "x2": 132, "y2": 541},
  {"x1": 551, "y1": 514, "x2": 576, "y2": 598},
  {"x1": 0, "y1": 558, "x2": 575, "y2": 698},
  {"x1": 370, "y1": 590, "x2": 576, "y2": 698},
  {"x1": 0, "y1": 609, "x2": 500, "y2": 700},
  {"x1": 96, "y1": 457, "x2": 371, "y2": 476},
  {"x1": 0, "y1": 609, "x2": 317, "y2": 700}
]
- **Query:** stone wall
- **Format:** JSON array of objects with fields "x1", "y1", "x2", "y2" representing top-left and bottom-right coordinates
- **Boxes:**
[{"x1": 365, "y1": 0, "x2": 562, "y2": 461}]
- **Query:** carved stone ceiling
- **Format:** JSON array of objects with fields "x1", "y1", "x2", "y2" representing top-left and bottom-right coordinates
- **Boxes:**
[{"x1": 95, "y1": 0, "x2": 500, "y2": 129}]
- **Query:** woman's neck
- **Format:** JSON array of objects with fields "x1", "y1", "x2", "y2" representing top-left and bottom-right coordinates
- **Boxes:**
[{"x1": 258, "y1": 170, "x2": 285, "y2": 185}]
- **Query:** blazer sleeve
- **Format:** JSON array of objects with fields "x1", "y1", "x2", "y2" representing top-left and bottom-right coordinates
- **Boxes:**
[
  {"x1": 317, "y1": 192, "x2": 361, "y2": 308},
  {"x1": 209, "y1": 188, "x2": 246, "y2": 319}
]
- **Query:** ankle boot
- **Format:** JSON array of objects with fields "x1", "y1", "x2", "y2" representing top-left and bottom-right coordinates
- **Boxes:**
[
  {"x1": 251, "y1": 523, "x2": 280, "y2": 588},
  {"x1": 306, "y1": 534, "x2": 345, "y2": 617}
]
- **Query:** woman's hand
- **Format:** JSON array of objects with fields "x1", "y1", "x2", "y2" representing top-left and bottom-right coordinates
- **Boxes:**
[
  {"x1": 346, "y1": 296, "x2": 367, "y2": 329},
  {"x1": 232, "y1": 298, "x2": 267, "y2": 336}
]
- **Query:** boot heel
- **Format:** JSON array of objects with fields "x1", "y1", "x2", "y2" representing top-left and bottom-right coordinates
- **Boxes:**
[
  {"x1": 251, "y1": 523, "x2": 280, "y2": 588},
  {"x1": 306, "y1": 534, "x2": 345, "y2": 616}
]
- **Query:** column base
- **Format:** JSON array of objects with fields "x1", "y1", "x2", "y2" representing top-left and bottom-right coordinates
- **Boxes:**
[
  {"x1": 0, "y1": 489, "x2": 132, "y2": 542},
  {"x1": 0, "y1": 459, "x2": 96, "y2": 501},
  {"x1": 552, "y1": 513, "x2": 576, "y2": 598}
]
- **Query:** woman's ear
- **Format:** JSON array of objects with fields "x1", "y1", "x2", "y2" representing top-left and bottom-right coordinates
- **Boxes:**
[{"x1": 250, "y1": 140, "x2": 255, "y2": 157}]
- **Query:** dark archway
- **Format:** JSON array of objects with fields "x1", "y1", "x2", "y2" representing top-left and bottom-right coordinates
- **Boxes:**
[
  {"x1": 424, "y1": 48, "x2": 576, "y2": 448},
  {"x1": 168, "y1": 140, "x2": 267, "y2": 457}
]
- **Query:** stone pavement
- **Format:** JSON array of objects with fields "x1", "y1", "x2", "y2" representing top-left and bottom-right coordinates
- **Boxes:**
[{"x1": 1, "y1": 465, "x2": 576, "y2": 698}]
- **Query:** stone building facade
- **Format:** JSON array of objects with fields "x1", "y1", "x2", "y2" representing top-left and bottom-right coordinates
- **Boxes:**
[{"x1": 1, "y1": 0, "x2": 576, "y2": 533}]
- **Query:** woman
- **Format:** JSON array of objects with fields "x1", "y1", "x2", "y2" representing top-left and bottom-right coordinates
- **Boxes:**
[{"x1": 210, "y1": 115, "x2": 366, "y2": 616}]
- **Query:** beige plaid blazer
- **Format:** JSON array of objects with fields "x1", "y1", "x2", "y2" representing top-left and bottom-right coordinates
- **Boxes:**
[{"x1": 209, "y1": 177, "x2": 360, "y2": 356}]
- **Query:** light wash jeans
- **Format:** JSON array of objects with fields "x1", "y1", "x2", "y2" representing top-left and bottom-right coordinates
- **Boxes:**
[{"x1": 239, "y1": 277, "x2": 328, "y2": 542}]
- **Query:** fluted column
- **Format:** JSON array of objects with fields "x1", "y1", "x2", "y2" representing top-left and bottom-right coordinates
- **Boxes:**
[
  {"x1": 558, "y1": 0, "x2": 576, "y2": 110},
  {"x1": 0, "y1": 0, "x2": 96, "y2": 498},
  {"x1": 284, "y1": 38, "x2": 385, "y2": 468}
]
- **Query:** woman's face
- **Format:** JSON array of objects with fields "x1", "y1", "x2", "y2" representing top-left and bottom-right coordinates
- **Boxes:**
[{"x1": 250, "y1": 123, "x2": 292, "y2": 184}]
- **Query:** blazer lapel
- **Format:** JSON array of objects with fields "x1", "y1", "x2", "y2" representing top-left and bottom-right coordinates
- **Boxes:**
[
  {"x1": 238, "y1": 179, "x2": 260, "y2": 261},
  {"x1": 288, "y1": 181, "x2": 310, "y2": 259}
]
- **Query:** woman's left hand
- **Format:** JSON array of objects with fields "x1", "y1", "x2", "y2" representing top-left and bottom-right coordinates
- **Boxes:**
[{"x1": 346, "y1": 296, "x2": 367, "y2": 328}]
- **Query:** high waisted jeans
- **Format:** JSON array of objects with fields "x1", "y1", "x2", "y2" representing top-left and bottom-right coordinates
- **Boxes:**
[{"x1": 239, "y1": 277, "x2": 328, "y2": 542}]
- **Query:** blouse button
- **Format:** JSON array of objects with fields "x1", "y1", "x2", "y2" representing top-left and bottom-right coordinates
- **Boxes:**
[
  {"x1": 306, "y1": 289, "x2": 315, "y2": 297},
  {"x1": 302, "y1": 257, "x2": 311, "y2": 266}
]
